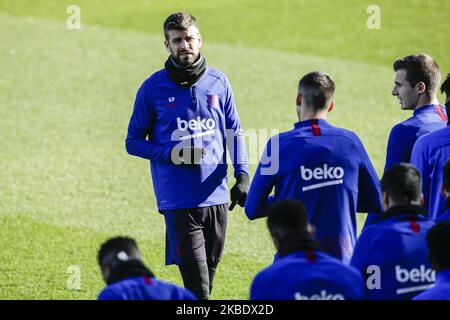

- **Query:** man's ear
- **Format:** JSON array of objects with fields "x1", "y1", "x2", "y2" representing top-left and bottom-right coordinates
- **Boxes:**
[
  {"x1": 307, "y1": 224, "x2": 316, "y2": 237},
  {"x1": 296, "y1": 93, "x2": 302, "y2": 106},
  {"x1": 327, "y1": 100, "x2": 335, "y2": 113},
  {"x1": 442, "y1": 185, "x2": 449, "y2": 198},
  {"x1": 416, "y1": 82, "x2": 426, "y2": 95},
  {"x1": 164, "y1": 39, "x2": 170, "y2": 53},
  {"x1": 420, "y1": 193, "x2": 425, "y2": 206},
  {"x1": 198, "y1": 33, "x2": 203, "y2": 48}
]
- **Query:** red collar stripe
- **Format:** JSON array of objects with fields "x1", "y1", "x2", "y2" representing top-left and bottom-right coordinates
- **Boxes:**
[
  {"x1": 409, "y1": 220, "x2": 421, "y2": 234},
  {"x1": 310, "y1": 119, "x2": 321, "y2": 136},
  {"x1": 435, "y1": 104, "x2": 448, "y2": 122}
]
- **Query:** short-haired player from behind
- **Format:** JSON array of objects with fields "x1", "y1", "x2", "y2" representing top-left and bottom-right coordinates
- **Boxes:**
[
  {"x1": 97, "y1": 236, "x2": 196, "y2": 300},
  {"x1": 414, "y1": 221, "x2": 450, "y2": 300},
  {"x1": 250, "y1": 200, "x2": 366, "y2": 300},
  {"x1": 351, "y1": 163, "x2": 436, "y2": 300},
  {"x1": 435, "y1": 160, "x2": 450, "y2": 222},
  {"x1": 245, "y1": 71, "x2": 382, "y2": 263},
  {"x1": 441, "y1": 73, "x2": 450, "y2": 125}
]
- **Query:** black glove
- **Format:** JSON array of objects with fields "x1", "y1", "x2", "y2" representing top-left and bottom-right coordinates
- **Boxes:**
[
  {"x1": 170, "y1": 146, "x2": 205, "y2": 166},
  {"x1": 229, "y1": 173, "x2": 250, "y2": 211}
]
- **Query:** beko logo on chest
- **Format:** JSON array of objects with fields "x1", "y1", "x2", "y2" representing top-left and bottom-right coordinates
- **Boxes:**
[
  {"x1": 177, "y1": 117, "x2": 216, "y2": 131},
  {"x1": 300, "y1": 164, "x2": 345, "y2": 191}
]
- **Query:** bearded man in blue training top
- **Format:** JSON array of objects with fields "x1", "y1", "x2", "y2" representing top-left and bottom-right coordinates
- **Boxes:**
[{"x1": 125, "y1": 12, "x2": 249, "y2": 299}]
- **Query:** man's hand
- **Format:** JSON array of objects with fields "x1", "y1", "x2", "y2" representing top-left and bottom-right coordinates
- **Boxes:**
[
  {"x1": 229, "y1": 173, "x2": 250, "y2": 211},
  {"x1": 171, "y1": 146, "x2": 206, "y2": 166}
]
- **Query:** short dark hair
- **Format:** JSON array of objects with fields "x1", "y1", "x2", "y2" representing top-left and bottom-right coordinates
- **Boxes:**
[
  {"x1": 298, "y1": 71, "x2": 335, "y2": 111},
  {"x1": 443, "y1": 159, "x2": 450, "y2": 193},
  {"x1": 98, "y1": 236, "x2": 139, "y2": 267},
  {"x1": 381, "y1": 163, "x2": 422, "y2": 204},
  {"x1": 393, "y1": 54, "x2": 441, "y2": 97},
  {"x1": 163, "y1": 12, "x2": 199, "y2": 40},
  {"x1": 441, "y1": 73, "x2": 450, "y2": 96},
  {"x1": 427, "y1": 222, "x2": 450, "y2": 270},
  {"x1": 267, "y1": 199, "x2": 308, "y2": 235}
]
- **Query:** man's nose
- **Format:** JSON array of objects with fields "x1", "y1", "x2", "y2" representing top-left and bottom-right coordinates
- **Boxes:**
[
  {"x1": 392, "y1": 87, "x2": 397, "y2": 96},
  {"x1": 180, "y1": 39, "x2": 189, "y2": 49}
]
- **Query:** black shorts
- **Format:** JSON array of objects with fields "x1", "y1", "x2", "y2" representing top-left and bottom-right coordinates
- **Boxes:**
[{"x1": 162, "y1": 204, "x2": 228, "y2": 266}]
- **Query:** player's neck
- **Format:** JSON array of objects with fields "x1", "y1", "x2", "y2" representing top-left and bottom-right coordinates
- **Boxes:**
[
  {"x1": 300, "y1": 112, "x2": 328, "y2": 122},
  {"x1": 414, "y1": 95, "x2": 440, "y2": 110}
]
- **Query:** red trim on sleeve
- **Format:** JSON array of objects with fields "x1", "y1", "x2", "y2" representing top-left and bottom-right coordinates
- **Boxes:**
[{"x1": 310, "y1": 119, "x2": 321, "y2": 136}]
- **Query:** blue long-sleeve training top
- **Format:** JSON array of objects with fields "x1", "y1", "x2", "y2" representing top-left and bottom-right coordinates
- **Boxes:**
[
  {"x1": 413, "y1": 269, "x2": 450, "y2": 300},
  {"x1": 351, "y1": 205, "x2": 435, "y2": 300},
  {"x1": 126, "y1": 67, "x2": 248, "y2": 210},
  {"x1": 384, "y1": 104, "x2": 447, "y2": 171},
  {"x1": 364, "y1": 104, "x2": 446, "y2": 228},
  {"x1": 245, "y1": 119, "x2": 382, "y2": 263},
  {"x1": 411, "y1": 125, "x2": 450, "y2": 220},
  {"x1": 250, "y1": 250, "x2": 366, "y2": 300},
  {"x1": 98, "y1": 276, "x2": 196, "y2": 300}
]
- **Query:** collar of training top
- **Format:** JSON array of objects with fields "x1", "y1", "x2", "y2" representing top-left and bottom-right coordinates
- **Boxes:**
[
  {"x1": 381, "y1": 204, "x2": 428, "y2": 221},
  {"x1": 106, "y1": 259, "x2": 155, "y2": 286},
  {"x1": 293, "y1": 118, "x2": 330, "y2": 130},
  {"x1": 164, "y1": 53, "x2": 207, "y2": 88},
  {"x1": 413, "y1": 103, "x2": 442, "y2": 116}
]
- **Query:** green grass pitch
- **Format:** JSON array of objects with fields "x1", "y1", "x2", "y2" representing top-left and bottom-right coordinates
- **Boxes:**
[{"x1": 0, "y1": 0, "x2": 449, "y2": 299}]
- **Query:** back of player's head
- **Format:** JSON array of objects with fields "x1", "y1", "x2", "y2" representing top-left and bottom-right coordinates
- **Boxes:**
[
  {"x1": 98, "y1": 236, "x2": 140, "y2": 269},
  {"x1": 298, "y1": 71, "x2": 335, "y2": 111},
  {"x1": 381, "y1": 163, "x2": 422, "y2": 205},
  {"x1": 443, "y1": 159, "x2": 450, "y2": 194},
  {"x1": 393, "y1": 53, "x2": 441, "y2": 97},
  {"x1": 427, "y1": 222, "x2": 450, "y2": 271},
  {"x1": 267, "y1": 199, "x2": 309, "y2": 236},
  {"x1": 163, "y1": 12, "x2": 199, "y2": 40}
]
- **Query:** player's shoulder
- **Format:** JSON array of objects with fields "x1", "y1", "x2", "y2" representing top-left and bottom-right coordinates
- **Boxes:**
[
  {"x1": 416, "y1": 126, "x2": 450, "y2": 148},
  {"x1": 135, "y1": 69, "x2": 168, "y2": 95},
  {"x1": 152, "y1": 278, "x2": 196, "y2": 299},
  {"x1": 143, "y1": 68, "x2": 167, "y2": 86},
  {"x1": 357, "y1": 222, "x2": 392, "y2": 246},
  {"x1": 326, "y1": 125, "x2": 367, "y2": 150},
  {"x1": 97, "y1": 283, "x2": 125, "y2": 300},
  {"x1": 204, "y1": 67, "x2": 230, "y2": 87}
]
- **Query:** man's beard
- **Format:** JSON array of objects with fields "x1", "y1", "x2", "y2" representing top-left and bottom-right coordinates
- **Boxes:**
[{"x1": 172, "y1": 51, "x2": 198, "y2": 66}]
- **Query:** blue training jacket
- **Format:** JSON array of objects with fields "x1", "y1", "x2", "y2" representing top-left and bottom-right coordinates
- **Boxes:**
[
  {"x1": 411, "y1": 126, "x2": 450, "y2": 220},
  {"x1": 98, "y1": 276, "x2": 196, "y2": 300},
  {"x1": 384, "y1": 104, "x2": 447, "y2": 171},
  {"x1": 413, "y1": 269, "x2": 450, "y2": 300},
  {"x1": 364, "y1": 104, "x2": 447, "y2": 227},
  {"x1": 351, "y1": 206, "x2": 435, "y2": 300},
  {"x1": 250, "y1": 250, "x2": 366, "y2": 300},
  {"x1": 245, "y1": 119, "x2": 382, "y2": 263},
  {"x1": 126, "y1": 66, "x2": 248, "y2": 211}
]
